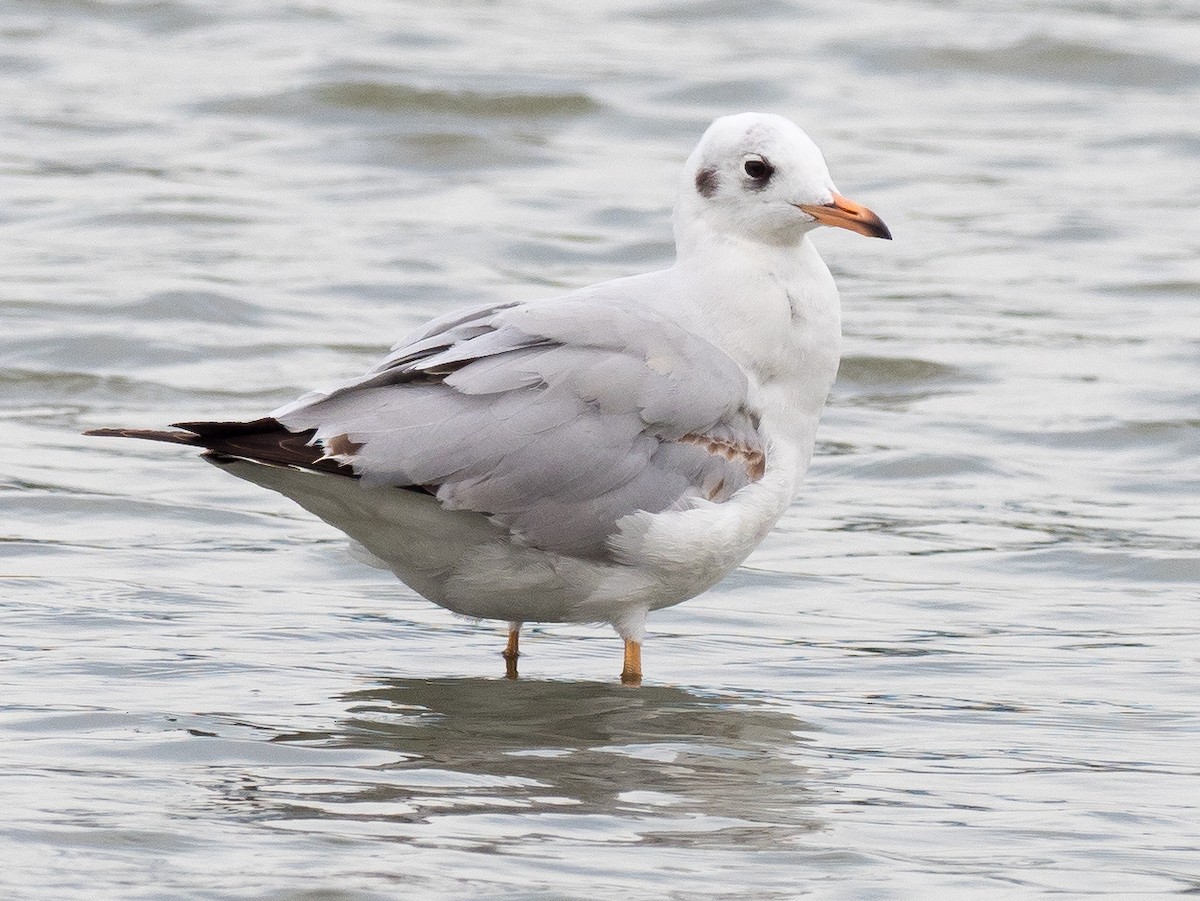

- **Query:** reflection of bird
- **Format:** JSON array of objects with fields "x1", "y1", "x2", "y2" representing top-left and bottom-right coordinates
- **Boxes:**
[
  {"x1": 88, "y1": 112, "x2": 890, "y2": 684},
  {"x1": 234, "y1": 678, "x2": 820, "y2": 846}
]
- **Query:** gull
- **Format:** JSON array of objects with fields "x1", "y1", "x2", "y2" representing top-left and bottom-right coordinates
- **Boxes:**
[{"x1": 88, "y1": 112, "x2": 890, "y2": 684}]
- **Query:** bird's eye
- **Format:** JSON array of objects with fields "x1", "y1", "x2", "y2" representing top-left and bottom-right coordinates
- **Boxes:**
[{"x1": 743, "y1": 156, "x2": 774, "y2": 182}]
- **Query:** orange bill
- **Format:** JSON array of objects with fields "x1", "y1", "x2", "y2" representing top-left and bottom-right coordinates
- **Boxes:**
[{"x1": 796, "y1": 192, "x2": 891, "y2": 239}]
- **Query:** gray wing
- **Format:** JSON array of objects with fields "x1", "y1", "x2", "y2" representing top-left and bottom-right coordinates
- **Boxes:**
[{"x1": 274, "y1": 293, "x2": 765, "y2": 558}]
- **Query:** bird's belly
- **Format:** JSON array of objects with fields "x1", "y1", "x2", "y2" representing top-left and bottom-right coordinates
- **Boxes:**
[
  {"x1": 215, "y1": 458, "x2": 603, "y2": 622},
  {"x1": 215, "y1": 449, "x2": 797, "y2": 628}
]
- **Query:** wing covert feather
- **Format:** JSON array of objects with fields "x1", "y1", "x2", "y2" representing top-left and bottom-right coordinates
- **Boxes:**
[{"x1": 275, "y1": 293, "x2": 765, "y2": 557}]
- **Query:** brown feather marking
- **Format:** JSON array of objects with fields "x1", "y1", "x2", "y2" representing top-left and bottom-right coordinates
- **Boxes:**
[
  {"x1": 674, "y1": 432, "x2": 766, "y2": 484},
  {"x1": 326, "y1": 433, "x2": 364, "y2": 457}
]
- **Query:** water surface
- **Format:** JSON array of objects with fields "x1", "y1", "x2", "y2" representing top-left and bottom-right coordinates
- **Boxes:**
[{"x1": 2, "y1": 0, "x2": 1198, "y2": 897}]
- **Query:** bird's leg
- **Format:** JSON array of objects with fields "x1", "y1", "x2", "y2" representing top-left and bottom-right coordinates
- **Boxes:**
[
  {"x1": 503, "y1": 624, "x2": 521, "y2": 680},
  {"x1": 620, "y1": 639, "x2": 642, "y2": 686}
]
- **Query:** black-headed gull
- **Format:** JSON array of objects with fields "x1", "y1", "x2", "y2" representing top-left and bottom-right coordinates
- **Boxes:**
[{"x1": 89, "y1": 112, "x2": 890, "y2": 684}]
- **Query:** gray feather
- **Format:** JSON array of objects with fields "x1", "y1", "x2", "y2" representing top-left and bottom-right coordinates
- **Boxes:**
[{"x1": 275, "y1": 291, "x2": 765, "y2": 558}]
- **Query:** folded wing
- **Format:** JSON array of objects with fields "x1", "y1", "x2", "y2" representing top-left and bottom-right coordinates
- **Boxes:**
[{"x1": 275, "y1": 292, "x2": 766, "y2": 558}]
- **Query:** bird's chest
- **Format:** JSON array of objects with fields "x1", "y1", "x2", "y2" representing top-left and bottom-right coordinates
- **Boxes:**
[
  {"x1": 720, "y1": 270, "x2": 841, "y2": 399},
  {"x1": 727, "y1": 272, "x2": 842, "y2": 463}
]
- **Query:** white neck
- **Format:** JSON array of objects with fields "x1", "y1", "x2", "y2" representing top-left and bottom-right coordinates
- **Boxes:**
[{"x1": 668, "y1": 217, "x2": 843, "y2": 481}]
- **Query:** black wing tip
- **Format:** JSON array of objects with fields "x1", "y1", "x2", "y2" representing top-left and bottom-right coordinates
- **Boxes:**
[
  {"x1": 84, "y1": 417, "x2": 290, "y2": 444},
  {"x1": 84, "y1": 417, "x2": 361, "y2": 479},
  {"x1": 170, "y1": 416, "x2": 284, "y2": 437},
  {"x1": 83, "y1": 427, "x2": 201, "y2": 444}
]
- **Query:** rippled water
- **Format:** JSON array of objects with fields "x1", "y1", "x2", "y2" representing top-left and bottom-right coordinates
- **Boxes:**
[{"x1": 3, "y1": 0, "x2": 1198, "y2": 897}]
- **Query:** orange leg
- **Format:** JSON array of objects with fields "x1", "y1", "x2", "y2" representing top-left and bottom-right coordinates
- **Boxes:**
[
  {"x1": 503, "y1": 627, "x2": 520, "y2": 680},
  {"x1": 620, "y1": 639, "x2": 642, "y2": 686}
]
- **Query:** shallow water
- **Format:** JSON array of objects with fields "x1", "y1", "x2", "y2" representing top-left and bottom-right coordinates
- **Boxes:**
[{"x1": 2, "y1": 0, "x2": 1198, "y2": 897}]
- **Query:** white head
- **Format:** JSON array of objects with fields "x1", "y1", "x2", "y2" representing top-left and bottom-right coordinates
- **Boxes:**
[{"x1": 675, "y1": 112, "x2": 890, "y2": 249}]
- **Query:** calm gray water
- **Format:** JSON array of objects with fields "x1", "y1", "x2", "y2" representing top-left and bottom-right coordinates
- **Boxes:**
[{"x1": 3, "y1": 1, "x2": 1198, "y2": 898}]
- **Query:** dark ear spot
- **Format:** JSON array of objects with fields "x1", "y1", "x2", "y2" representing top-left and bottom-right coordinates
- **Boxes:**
[{"x1": 695, "y1": 167, "x2": 719, "y2": 198}]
